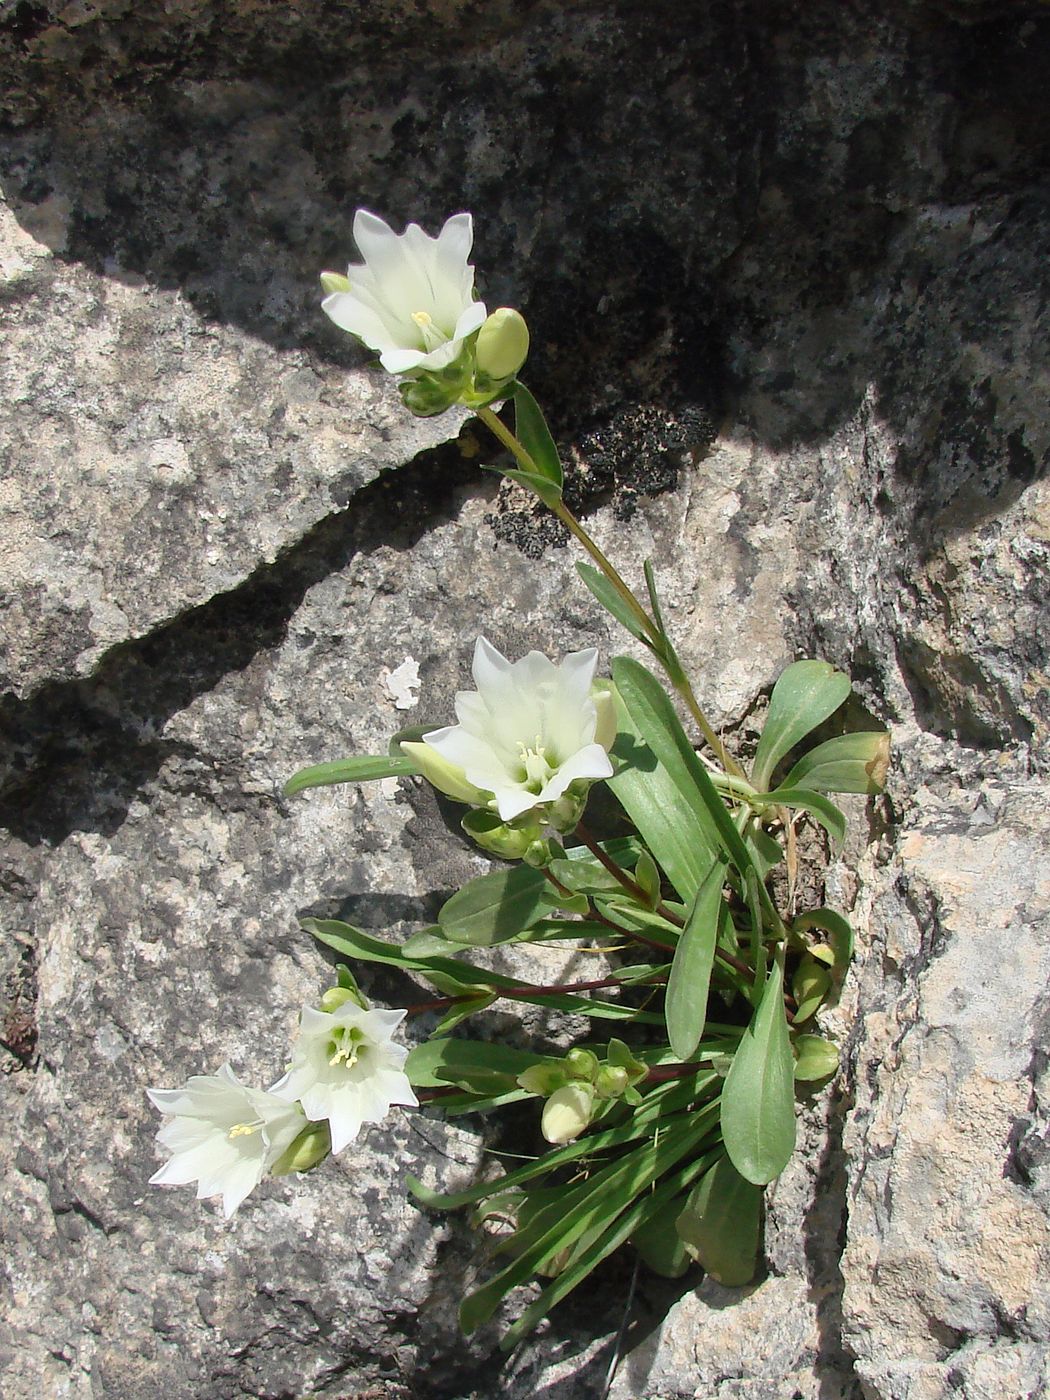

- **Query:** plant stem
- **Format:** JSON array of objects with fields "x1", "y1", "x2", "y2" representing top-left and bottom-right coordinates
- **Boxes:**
[{"x1": 573, "y1": 822, "x2": 685, "y2": 929}]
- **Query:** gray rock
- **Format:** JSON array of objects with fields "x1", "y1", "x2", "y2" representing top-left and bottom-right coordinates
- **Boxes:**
[{"x1": 1, "y1": 0, "x2": 1049, "y2": 1397}]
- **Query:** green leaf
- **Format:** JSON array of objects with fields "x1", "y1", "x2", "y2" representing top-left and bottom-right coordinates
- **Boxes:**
[
  {"x1": 283, "y1": 753, "x2": 417, "y2": 796},
  {"x1": 755, "y1": 786, "x2": 847, "y2": 849},
  {"x1": 576, "y1": 563, "x2": 651, "y2": 645},
  {"x1": 642, "y1": 559, "x2": 669, "y2": 638},
  {"x1": 793, "y1": 1034, "x2": 840, "y2": 1082},
  {"x1": 630, "y1": 1192, "x2": 693, "y2": 1278},
  {"x1": 303, "y1": 918, "x2": 661, "y2": 1021},
  {"x1": 512, "y1": 382, "x2": 563, "y2": 490},
  {"x1": 611, "y1": 658, "x2": 757, "y2": 885},
  {"x1": 406, "y1": 1037, "x2": 558, "y2": 1092},
  {"x1": 792, "y1": 956, "x2": 832, "y2": 1024},
  {"x1": 675, "y1": 1153, "x2": 762, "y2": 1286},
  {"x1": 751, "y1": 661, "x2": 852, "y2": 793},
  {"x1": 433, "y1": 994, "x2": 497, "y2": 1034},
  {"x1": 546, "y1": 854, "x2": 626, "y2": 897},
  {"x1": 593, "y1": 898, "x2": 679, "y2": 946},
  {"x1": 745, "y1": 824, "x2": 785, "y2": 879},
  {"x1": 605, "y1": 703, "x2": 711, "y2": 902},
  {"x1": 665, "y1": 860, "x2": 727, "y2": 1060},
  {"x1": 438, "y1": 865, "x2": 552, "y2": 946},
  {"x1": 634, "y1": 850, "x2": 663, "y2": 907},
  {"x1": 792, "y1": 908, "x2": 854, "y2": 972},
  {"x1": 720, "y1": 958, "x2": 797, "y2": 1184},
  {"x1": 783, "y1": 730, "x2": 891, "y2": 794},
  {"x1": 408, "y1": 1072, "x2": 718, "y2": 1210},
  {"x1": 481, "y1": 463, "x2": 563, "y2": 509},
  {"x1": 460, "y1": 1107, "x2": 717, "y2": 1336},
  {"x1": 499, "y1": 1140, "x2": 722, "y2": 1349}
]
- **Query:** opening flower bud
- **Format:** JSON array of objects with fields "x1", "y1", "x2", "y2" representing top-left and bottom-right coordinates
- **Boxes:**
[
  {"x1": 595, "y1": 1064, "x2": 630, "y2": 1099},
  {"x1": 475, "y1": 308, "x2": 530, "y2": 382},
  {"x1": 319, "y1": 271, "x2": 352, "y2": 296},
  {"x1": 319, "y1": 984, "x2": 367, "y2": 1014},
  {"x1": 541, "y1": 1083, "x2": 596, "y2": 1145},
  {"x1": 269, "y1": 1120, "x2": 332, "y2": 1177},
  {"x1": 565, "y1": 1047, "x2": 600, "y2": 1082}
]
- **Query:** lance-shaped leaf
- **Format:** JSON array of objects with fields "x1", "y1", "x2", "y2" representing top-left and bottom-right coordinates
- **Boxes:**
[
  {"x1": 284, "y1": 753, "x2": 417, "y2": 796},
  {"x1": 751, "y1": 661, "x2": 852, "y2": 793},
  {"x1": 304, "y1": 918, "x2": 662, "y2": 1021},
  {"x1": 611, "y1": 657, "x2": 759, "y2": 888},
  {"x1": 512, "y1": 381, "x2": 563, "y2": 490},
  {"x1": 665, "y1": 859, "x2": 727, "y2": 1060},
  {"x1": 576, "y1": 563, "x2": 652, "y2": 646},
  {"x1": 438, "y1": 864, "x2": 552, "y2": 946},
  {"x1": 720, "y1": 958, "x2": 797, "y2": 1184},
  {"x1": 460, "y1": 1109, "x2": 717, "y2": 1336},
  {"x1": 406, "y1": 1038, "x2": 559, "y2": 1093},
  {"x1": 751, "y1": 786, "x2": 847, "y2": 849},
  {"x1": 408, "y1": 1072, "x2": 719, "y2": 1211},
  {"x1": 675, "y1": 1152, "x2": 762, "y2": 1286},
  {"x1": 604, "y1": 684, "x2": 714, "y2": 901},
  {"x1": 783, "y1": 730, "x2": 891, "y2": 794},
  {"x1": 500, "y1": 1141, "x2": 722, "y2": 1349}
]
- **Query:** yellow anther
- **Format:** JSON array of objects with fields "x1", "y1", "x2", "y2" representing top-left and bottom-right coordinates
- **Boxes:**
[{"x1": 227, "y1": 1120, "x2": 263, "y2": 1140}]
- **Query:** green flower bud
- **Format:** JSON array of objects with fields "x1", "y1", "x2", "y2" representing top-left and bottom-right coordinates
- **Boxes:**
[
  {"x1": 565, "y1": 1047, "x2": 600, "y2": 1082},
  {"x1": 595, "y1": 1064, "x2": 631, "y2": 1099},
  {"x1": 541, "y1": 1083, "x2": 595, "y2": 1145},
  {"x1": 516, "y1": 1063, "x2": 568, "y2": 1096},
  {"x1": 475, "y1": 308, "x2": 530, "y2": 382},
  {"x1": 522, "y1": 837, "x2": 556, "y2": 868},
  {"x1": 461, "y1": 809, "x2": 542, "y2": 861},
  {"x1": 546, "y1": 782, "x2": 590, "y2": 835},
  {"x1": 319, "y1": 983, "x2": 368, "y2": 1013},
  {"x1": 319, "y1": 271, "x2": 351, "y2": 296},
  {"x1": 269, "y1": 1119, "x2": 332, "y2": 1176}
]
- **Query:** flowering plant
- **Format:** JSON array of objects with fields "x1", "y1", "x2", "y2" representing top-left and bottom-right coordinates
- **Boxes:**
[{"x1": 149, "y1": 211, "x2": 890, "y2": 1347}]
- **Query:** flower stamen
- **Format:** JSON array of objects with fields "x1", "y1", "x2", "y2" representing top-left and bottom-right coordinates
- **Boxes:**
[
  {"x1": 411, "y1": 310, "x2": 449, "y2": 352},
  {"x1": 327, "y1": 1026, "x2": 367, "y2": 1069},
  {"x1": 227, "y1": 1118, "x2": 265, "y2": 1140}
]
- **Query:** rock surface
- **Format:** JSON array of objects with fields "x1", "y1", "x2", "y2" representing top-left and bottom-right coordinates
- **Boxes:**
[{"x1": 1, "y1": 0, "x2": 1048, "y2": 1396}]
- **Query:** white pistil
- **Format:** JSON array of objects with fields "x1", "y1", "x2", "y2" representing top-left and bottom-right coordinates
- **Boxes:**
[{"x1": 411, "y1": 309, "x2": 449, "y2": 352}]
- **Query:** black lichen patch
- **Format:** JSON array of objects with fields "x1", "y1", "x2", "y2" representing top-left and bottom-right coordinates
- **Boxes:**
[{"x1": 482, "y1": 400, "x2": 716, "y2": 553}]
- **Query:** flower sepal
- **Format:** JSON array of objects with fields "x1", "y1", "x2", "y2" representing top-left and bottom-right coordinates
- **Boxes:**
[
  {"x1": 461, "y1": 809, "x2": 544, "y2": 861},
  {"x1": 545, "y1": 780, "x2": 592, "y2": 835}
]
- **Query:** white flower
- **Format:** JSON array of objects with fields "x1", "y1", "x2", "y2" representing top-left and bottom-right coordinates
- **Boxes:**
[
  {"x1": 415, "y1": 637, "x2": 616, "y2": 823},
  {"x1": 271, "y1": 1004, "x2": 418, "y2": 1154},
  {"x1": 321, "y1": 210, "x2": 488, "y2": 375},
  {"x1": 148, "y1": 1065, "x2": 304, "y2": 1218}
]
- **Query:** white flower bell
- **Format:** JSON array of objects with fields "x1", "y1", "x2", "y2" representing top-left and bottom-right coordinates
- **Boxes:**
[
  {"x1": 407, "y1": 637, "x2": 615, "y2": 824},
  {"x1": 321, "y1": 210, "x2": 487, "y2": 375},
  {"x1": 271, "y1": 1003, "x2": 418, "y2": 1154},
  {"x1": 148, "y1": 1065, "x2": 304, "y2": 1218}
]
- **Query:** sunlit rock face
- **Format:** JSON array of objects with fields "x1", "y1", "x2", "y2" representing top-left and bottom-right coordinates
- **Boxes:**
[{"x1": 1, "y1": 1, "x2": 1047, "y2": 1396}]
